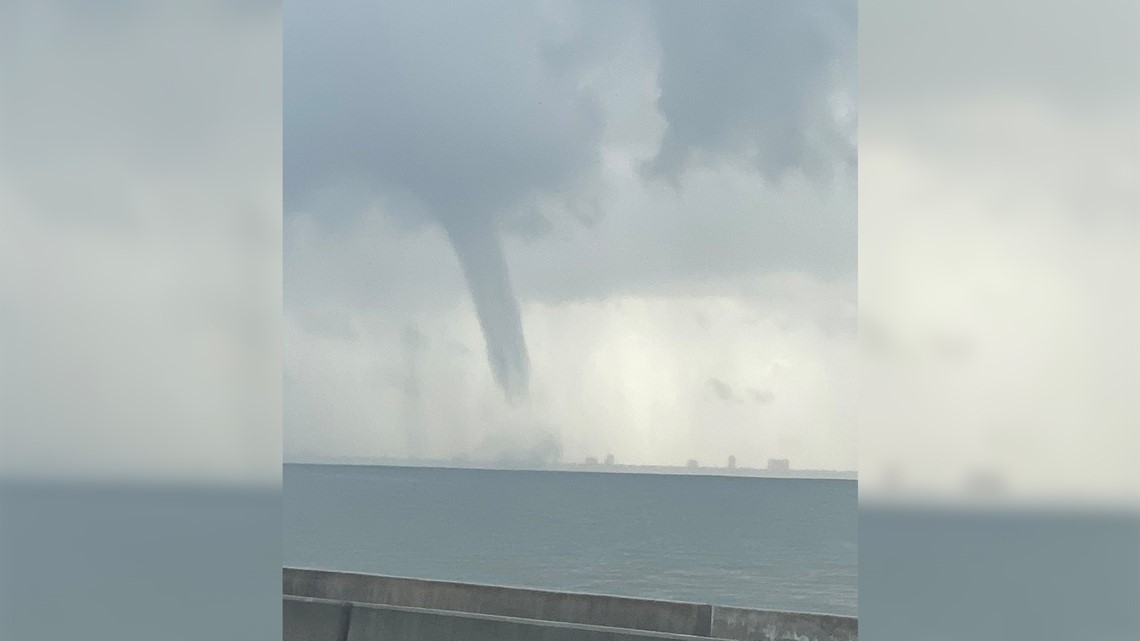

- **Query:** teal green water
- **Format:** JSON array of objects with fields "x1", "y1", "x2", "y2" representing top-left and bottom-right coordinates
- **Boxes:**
[{"x1": 283, "y1": 464, "x2": 857, "y2": 615}]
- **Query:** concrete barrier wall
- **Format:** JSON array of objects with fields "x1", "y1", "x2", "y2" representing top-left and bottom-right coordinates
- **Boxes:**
[
  {"x1": 284, "y1": 568, "x2": 711, "y2": 636},
  {"x1": 283, "y1": 598, "x2": 350, "y2": 641},
  {"x1": 710, "y1": 606, "x2": 857, "y2": 641},
  {"x1": 283, "y1": 568, "x2": 857, "y2": 641},
  {"x1": 285, "y1": 596, "x2": 721, "y2": 641}
]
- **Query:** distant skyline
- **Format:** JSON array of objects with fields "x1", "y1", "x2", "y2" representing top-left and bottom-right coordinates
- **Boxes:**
[
  {"x1": 285, "y1": 0, "x2": 856, "y2": 470},
  {"x1": 283, "y1": 458, "x2": 858, "y2": 481},
  {"x1": 286, "y1": 449, "x2": 852, "y2": 473}
]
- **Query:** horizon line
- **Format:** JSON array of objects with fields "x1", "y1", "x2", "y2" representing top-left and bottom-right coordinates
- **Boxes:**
[{"x1": 284, "y1": 459, "x2": 858, "y2": 478}]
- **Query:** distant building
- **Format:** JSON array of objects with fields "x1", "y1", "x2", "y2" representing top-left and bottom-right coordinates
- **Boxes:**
[
  {"x1": 727, "y1": 455, "x2": 736, "y2": 470},
  {"x1": 604, "y1": 453, "x2": 615, "y2": 466},
  {"x1": 585, "y1": 456, "x2": 599, "y2": 465},
  {"x1": 686, "y1": 459, "x2": 699, "y2": 469},
  {"x1": 766, "y1": 458, "x2": 790, "y2": 473}
]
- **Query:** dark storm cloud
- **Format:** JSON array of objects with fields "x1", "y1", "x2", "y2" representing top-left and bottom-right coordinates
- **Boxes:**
[
  {"x1": 284, "y1": 1, "x2": 603, "y2": 218},
  {"x1": 647, "y1": 0, "x2": 855, "y2": 182},
  {"x1": 285, "y1": 0, "x2": 606, "y2": 400},
  {"x1": 284, "y1": 0, "x2": 858, "y2": 400}
]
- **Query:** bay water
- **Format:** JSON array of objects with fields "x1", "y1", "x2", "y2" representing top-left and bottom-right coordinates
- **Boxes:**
[{"x1": 284, "y1": 463, "x2": 857, "y2": 616}]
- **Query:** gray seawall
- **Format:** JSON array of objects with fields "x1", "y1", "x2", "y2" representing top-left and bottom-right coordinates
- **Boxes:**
[
  {"x1": 284, "y1": 568, "x2": 857, "y2": 641},
  {"x1": 287, "y1": 596, "x2": 726, "y2": 641}
]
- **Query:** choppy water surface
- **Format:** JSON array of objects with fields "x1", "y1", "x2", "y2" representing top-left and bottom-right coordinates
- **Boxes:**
[{"x1": 284, "y1": 464, "x2": 857, "y2": 615}]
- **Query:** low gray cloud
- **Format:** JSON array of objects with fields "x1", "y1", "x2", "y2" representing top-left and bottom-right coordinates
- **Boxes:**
[
  {"x1": 286, "y1": 0, "x2": 607, "y2": 400},
  {"x1": 646, "y1": 0, "x2": 855, "y2": 183},
  {"x1": 708, "y1": 377, "x2": 750, "y2": 405},
  {"x1": 284, "y1": 0, "x2": 858, "y2": 467},
  {"x1": 285, "y1": 0, "x2": 857, "y2": 400},
  {"x1": 708, "y1": 377, "x2": 736, "y2": 401},
  {"x1": 748, "y1": 388, "x2": 776, "y2": 405},
  {"x1": 476, "y1": 429, "x2": 563, "y2": 468},
  {"x1": 1, "y1": 0, "x2": 281, "y2": 483}
]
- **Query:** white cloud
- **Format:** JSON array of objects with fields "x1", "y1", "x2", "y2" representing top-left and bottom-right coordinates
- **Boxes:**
[
  {"x1": 286, "y1": 278, "x2": 856, "y2": 470},
  {"x1": 283, "y1": 0, "x2": 857, "y2": 469},
  {"x1": 860, "y1": 97, "x2": 1140, "y2": 502},
  {"x1": 0, "y1": 1, "x2": 280, "y2": 486}
]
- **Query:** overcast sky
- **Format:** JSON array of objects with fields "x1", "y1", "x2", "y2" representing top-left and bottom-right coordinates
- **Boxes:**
[
  {"x1": 284, "y1": 0, "x2": 857, "y2": 469},
  {"x1": 2, "y1": 0, "x2": 281, "y2": 485},
  {"x1": 859, "y1": 0, "x2": 1140, "y2": 501},
  {"x1": 3, "y1": 0, "x2": 1132, "y2": 498}
]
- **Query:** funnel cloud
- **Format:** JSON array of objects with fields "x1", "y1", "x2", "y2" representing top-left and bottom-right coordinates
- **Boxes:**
[
  {"x1": 284, "y1": 0, "x2": 604, "y2": 399},
  {"x1": 444, "y1": 218, "x2": 529, "y2": 400},
  {"x1": 284, "y1": 0, "x2": 859, "y2": 469}
]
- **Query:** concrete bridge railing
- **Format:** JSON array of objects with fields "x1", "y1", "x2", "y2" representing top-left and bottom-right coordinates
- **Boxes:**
[
  {"x1": 286, "y1": 595, "x2": 738, "y2": 641},
  {"x1": 283, "y1": 567, "x2": 857, "y2": 641}
]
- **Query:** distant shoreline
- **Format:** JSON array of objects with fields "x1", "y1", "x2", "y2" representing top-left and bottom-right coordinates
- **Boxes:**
[{"x1": 284, "y1": 460, "x2": 857, "y2": 481}]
